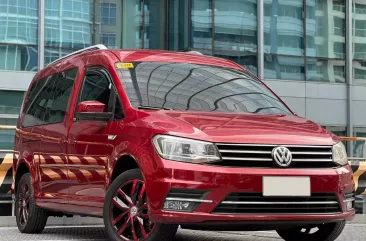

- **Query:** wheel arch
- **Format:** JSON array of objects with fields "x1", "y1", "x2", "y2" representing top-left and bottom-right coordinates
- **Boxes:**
[
  {"x1": 14, "y1": 160, "x2": 31, "y2": 192},
  {"x1": 109, "y1": 154, "x2": 141, "y2": 188}
]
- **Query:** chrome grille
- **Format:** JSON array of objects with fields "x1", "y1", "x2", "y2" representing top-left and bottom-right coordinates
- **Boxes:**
[
  {"x1": 214, "y1": 144, "x2": 336, "y2": 168},
  {"x1": 212, "y1": 193, "x2": 341, "y2": 214}
]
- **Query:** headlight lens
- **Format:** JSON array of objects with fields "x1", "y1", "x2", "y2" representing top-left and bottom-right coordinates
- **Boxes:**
[
  {"x1": 152, "y1": 135, "x2": 220, "y2": 163},
  {"x1": 332, "y1": 141, "x2": 348, "y2": 166}
]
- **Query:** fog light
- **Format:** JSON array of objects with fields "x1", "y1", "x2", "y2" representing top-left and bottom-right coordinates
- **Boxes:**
[
  {"x1": 163, "y1": 200, "x2": 193, "y2": 211},
  {"x1": 346, "y1": 201, "x2": 353, "y2": 211}
]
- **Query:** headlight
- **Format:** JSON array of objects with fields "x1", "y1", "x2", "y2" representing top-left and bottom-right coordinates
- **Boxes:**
[
  {"x1": 332, "y1": 141, "x2": 348, "y2": 166},
  {"x1": 152, "y1": 135, "x2": 220, "y2": 163}
]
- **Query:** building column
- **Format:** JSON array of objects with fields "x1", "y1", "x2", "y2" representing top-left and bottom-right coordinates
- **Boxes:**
[
  {"x1": 38, "y1": 0, "x2": 45, "y2": 70},
  {"x1": 257, "y1": 0, "x2": 264, "y2": 79},
  {"x1": 346, "y1": 0, "x2": 353, "y2": 155}
]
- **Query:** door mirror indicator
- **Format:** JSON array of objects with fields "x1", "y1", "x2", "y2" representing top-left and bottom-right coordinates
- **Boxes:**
[{"x1": 75, "y1": 101, "x2": 113, "y2": 122}]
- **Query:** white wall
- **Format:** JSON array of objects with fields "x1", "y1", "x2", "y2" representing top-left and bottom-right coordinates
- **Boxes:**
[
  {"x1": 0, "y1": 70, "x2": 35, "y2": 91},
  {"x1": 264, "y1": 80, "x2": 348, "y2": 126}
]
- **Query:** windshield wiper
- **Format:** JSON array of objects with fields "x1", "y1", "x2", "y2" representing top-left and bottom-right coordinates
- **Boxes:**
[{"x1": 137, "y1": 106, "x2": 173, "y2": 110}]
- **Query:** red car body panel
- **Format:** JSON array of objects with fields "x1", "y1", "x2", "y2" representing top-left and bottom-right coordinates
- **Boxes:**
[{"x1": 12, "y1": 49, "x2": 355, "y2": 224}]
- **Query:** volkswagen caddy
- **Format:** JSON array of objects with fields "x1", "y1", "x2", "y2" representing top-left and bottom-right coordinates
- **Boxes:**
[{"x1": 12, "y1": 45, "x2": 355, "y2": 241}]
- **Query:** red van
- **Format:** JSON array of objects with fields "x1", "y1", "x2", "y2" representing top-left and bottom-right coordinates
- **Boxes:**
[{"x1": 12, "y1": 45, "x2": 354, "y2": 241}]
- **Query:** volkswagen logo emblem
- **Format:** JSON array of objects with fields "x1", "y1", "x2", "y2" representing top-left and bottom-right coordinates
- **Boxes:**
[{"x1": 272, "y1": 146, "x2": 292, "y2": 167}]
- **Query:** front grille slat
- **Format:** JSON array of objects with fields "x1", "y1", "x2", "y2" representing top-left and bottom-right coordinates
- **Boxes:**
[
  {"x1": 215, "y1": 143, "x2": 336, "y2": 168},
  {"x1": 213, "y1": 193, "x2": 342, "y2": 214}
]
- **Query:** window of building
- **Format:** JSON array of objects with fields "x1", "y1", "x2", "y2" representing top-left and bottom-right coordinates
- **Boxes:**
[
  {"x1": 306, "y1": 0, "x2": 346, "y2": 83},
  {"x1": 355, "y1": 3, "x2": 366, "y2": 14},
  {"x1": 333, "y1": 0, "x2": 345, "y2": 12},
  {"x1": 353, "y1": 127, "x2": 366, "y2": 158},
  {"x1": 0, "y1": 0, "x2": 38, "y2": 71},
  {"x1": 354, "y1": 60, "x2": 366, "y2": 84},
  {"x1": 353, "y1": 1, "x2": 366, "y2": 84},
  {"x1": 45, "y1": 0, "x2": 91, "y2": 64},
  {"x1": 334, "y1": 16, "x2": 345, "y2": 37},
  {"x1": 213, "y1": 0, "x2": 257, "y2": 62},
  {"x1": 101, "y1": 34, "x2": 116, "y2": 48},
  {"x1": 264, "y1": 0, "x2": 304, "y2": 80},
  {"x1": 101, "y1": 3, "x2": 117, "y2": 25},
  {"x1": 0, "y1": 90, "x2": 25, "y2": 116}
]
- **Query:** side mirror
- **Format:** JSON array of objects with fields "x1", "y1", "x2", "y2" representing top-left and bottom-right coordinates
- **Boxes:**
[
  {"x1": 76, "y1": 101, "x2": 106, "y2": 113},
  {"x1": 74, "y1": 101, "x2": 113, "y2": 122}
]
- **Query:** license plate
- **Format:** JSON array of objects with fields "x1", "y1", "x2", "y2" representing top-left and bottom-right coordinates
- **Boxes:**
[{"x1": 263, "y1": 176, "x2": 311, "y2": 197}]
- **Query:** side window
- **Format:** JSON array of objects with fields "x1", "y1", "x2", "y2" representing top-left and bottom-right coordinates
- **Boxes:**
[
  {"x1": 80, "y1": 71, "x2": 111, "y2": 110},
  {"x1": 78, "y1": 68, "x2": 124, "y2": 120},
  {"x1": 22, "y1": 75, "x2": 55, "y2": 127},
  {"x1": 22, "y1": 68, "x2": 78, "y2": 127},
  {"x1": 47, "y1": 68, "x2": 78, "y2": 124}
]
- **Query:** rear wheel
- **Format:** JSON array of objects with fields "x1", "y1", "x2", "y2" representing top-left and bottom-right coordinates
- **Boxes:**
[
  {"x1": 276, "y1": 221, "x2": 346, "y2": 241},
  {"x1": 15, "y1": 173, "x2": 48, "y2": 233},
  {"x1": 104, "y1": 169, "x2": 178, "y2": 241}
]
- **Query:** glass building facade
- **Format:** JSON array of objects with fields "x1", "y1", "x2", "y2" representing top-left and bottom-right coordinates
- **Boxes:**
[
  {"x1": 0, "y1": 0, "x2": 365, "y2": 155},
  {"x1": 1, "y1": 0, "x2": 366, "y2": 214}
]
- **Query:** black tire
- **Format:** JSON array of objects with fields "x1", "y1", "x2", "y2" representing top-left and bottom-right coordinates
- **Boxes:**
[
  {"x1": 276, "y1": 221, "x2": 346, "y2": 241},
  {"x1": 15, "y1": 173, "x2": 48, "y2": 233},
  {"x1": 104, "y1": 169, "x2": 178, "y2": 241}
]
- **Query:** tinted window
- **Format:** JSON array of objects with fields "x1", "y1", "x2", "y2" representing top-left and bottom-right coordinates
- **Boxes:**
[
  {"x1": 80, "y1": 72, "x2": 110, "y2": 108},
  {"x1": 47, "y1": 68, "x2": 78, "y2": 124},
  {"x1": 22, "y1": 75, "x2": 55, "y2": 127},
  {"x1": 22, "y1": 68, "x2": 78, "y2": 127},
  {"x1": 116, "y1": 62, "x2": 292, "y2": 115}
]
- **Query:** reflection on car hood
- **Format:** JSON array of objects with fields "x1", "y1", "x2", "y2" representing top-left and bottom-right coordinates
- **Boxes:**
[{"x1": 146, "y1": 110, "x2": 337, "y2": 146}]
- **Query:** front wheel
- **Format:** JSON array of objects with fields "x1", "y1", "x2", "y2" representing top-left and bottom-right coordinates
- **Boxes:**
[
  {"x1": 276, "y1": 221, "x2": 346, "y2": 241},
  {"x1": 103, "y1": 169, "x2": 178, "y2": 241}
]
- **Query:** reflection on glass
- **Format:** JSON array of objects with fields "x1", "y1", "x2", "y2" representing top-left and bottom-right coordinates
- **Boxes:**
[
  {"x1": 307, "y1": 58, "x2": 345, "y2": 83},
  {"x1": 353, "y1": 127, "x2": 366, "y2": 158},
  {"x1": 214, "y1": 51, "x2": 257, "y2": 75},
  {"x1": 353, "y1": 60, "x2": 366, "y2": 84},
  {"x1": 101, "y1": 3, "x2": 117, "y2": 25},
  {"x1": 354, "y1": 1, "x2": 366, "y2": 60},
  {"x1": 0, "y1": 90, "x2": 25, "y2": 115},
  {"x1": 117, "y1": 62, "x2": 292, "y2": 115},
  {"x1": 191, "y1": 0, "x2": 212, "y2": 49},
  {"x1": 121, "y1": 0, "x2": 143, "y2": 48},
  {"x1": 264, "y1": 0, "x2": 304, "y2": 56},
  {"x1": 0, "y1": 0, "x2": 38, "y2": 45},
  {"x1": 0, "y1": 44, "x2": 38, "y2": 71},
  {"x1": 307, "y1": 0, "x2": 345, "y2": 59},
  {"x1": 214, "y1": 0, "x2": 257, "y2": 53},
  {"x1": 264, "y1": 55, "x2": 305, "y2": 81},
  {"x1": 44, "y1": 48, "x2": 73, "y2": 66},
  {"x1": 45, "y1": 0, "x2": 92, "y2": 49},
  {"x1": 144, "y1": 0, "x2": 167, "y2": 50},
  {"x1": 0, "y1": 0, "x2": 38, "y2": 71},
  {"x1": 169, "y1": 0, "x2": 189, "y2": 51},
  {"x1": 95, "y1": 0, "x2": 122, "y2": 49}
]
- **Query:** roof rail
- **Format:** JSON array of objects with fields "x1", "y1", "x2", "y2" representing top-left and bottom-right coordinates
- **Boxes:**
[
  {"x1": 47, "y1": 44, "x2": 108, "y2": 66},
  {"x1": 184, "y1": 50, "x2": 204, "y2": 55}
]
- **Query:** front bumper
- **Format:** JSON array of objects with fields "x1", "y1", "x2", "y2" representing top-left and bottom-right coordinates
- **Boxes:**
[{"x1": 147, "y1": 159, "x2": 355, "y2": 224}]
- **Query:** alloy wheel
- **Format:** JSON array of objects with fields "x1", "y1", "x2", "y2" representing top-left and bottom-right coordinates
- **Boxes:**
[
  {"x1": 110, "y1": 179, "x2": 155, "y2": 241},
  {"x1": 17, "y1": 179, "x2": 30, "y2": 226}
]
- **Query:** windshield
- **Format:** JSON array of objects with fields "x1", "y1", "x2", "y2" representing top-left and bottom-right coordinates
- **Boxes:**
[{"x1": 116, "y1": 62, "x2": 293, "y2": 115}]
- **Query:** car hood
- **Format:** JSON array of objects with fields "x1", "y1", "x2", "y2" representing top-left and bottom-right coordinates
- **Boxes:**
[{"x1": 143, "y1": 110, "x2": 338, "y2": 146}]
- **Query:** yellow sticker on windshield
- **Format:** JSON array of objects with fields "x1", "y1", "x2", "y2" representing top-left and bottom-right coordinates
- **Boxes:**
[{"x1": 116, "y1": 62, "x2": 134, "y2": 69}]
